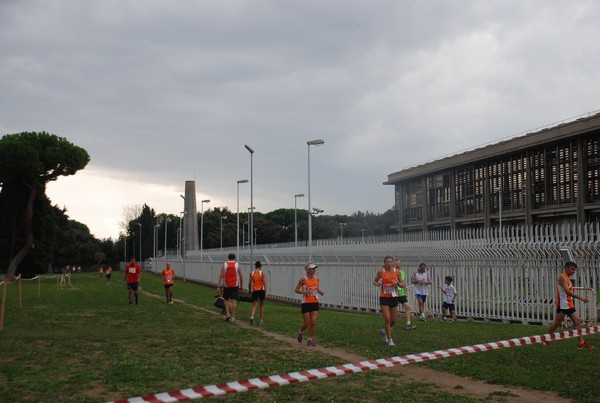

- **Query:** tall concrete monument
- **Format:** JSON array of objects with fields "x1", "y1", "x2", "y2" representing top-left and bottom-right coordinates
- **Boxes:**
[{"x1": 182, "y1": 181, "x2": 199, "y2": 253}]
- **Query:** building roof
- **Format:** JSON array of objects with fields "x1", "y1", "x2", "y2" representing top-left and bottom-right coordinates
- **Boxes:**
[{"x1": 384, "y1": 110, "x2": 600, "y2": 185}]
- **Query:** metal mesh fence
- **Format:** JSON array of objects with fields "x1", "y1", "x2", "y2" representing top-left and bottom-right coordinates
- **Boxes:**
[{"x1": 151, "y1": 223, "x2": 600, "y2": 325}]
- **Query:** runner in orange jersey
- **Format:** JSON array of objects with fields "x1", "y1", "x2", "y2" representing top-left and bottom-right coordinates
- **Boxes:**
[
  {"x1": 373, "y1": 256, "x2": 402, "y2": 346},
  {"x1": 161, "y1": 262, "x2": 175, "y2": 304},
  {"x1": 543, "y1": 261, "x2": 594, "y2": 349},
  {"x1": 295, "y1": 262, "x2": 325, "y2": 347},
  {"x1": 248, "y1": 261, "x2": 267, "y2": 325}
]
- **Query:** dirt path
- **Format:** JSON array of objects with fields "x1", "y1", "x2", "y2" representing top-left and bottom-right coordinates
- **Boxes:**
[{"x1": 144, "y1": 291, "x2": 570, "y2": 402}]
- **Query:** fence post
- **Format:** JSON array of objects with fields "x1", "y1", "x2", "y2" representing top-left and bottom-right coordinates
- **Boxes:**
[
  {"x1": 0, "y1": 281, "x2": 6, "y2": 331},
  {"x1": 18, "y1": 275, "x2": 22, "y2": 308}
]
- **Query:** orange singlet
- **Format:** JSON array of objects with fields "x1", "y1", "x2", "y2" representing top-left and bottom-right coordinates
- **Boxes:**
[
  {"x1": 380, "y1": 269, "x2": 399, "y2": 298},
  {"x1": 251, "y1": 269, "x2": 265, "y2": 291},
  {"x1": 162, "y1": 268, "x2": 174, "y2": 285},
  {"x1": 303, "y1": 276, "x2": 320, "y2": 303},
  {"x1": 224, "y1": 261, "x2": 239, "y2": 287},
  {"x1": 556, "y1": 273, "x2": 575, "y2": 310}
]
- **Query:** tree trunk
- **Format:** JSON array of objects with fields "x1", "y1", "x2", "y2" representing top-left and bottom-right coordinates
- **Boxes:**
[{"x1": 4, "y1": 179, "x2": 36, "y2": 281}]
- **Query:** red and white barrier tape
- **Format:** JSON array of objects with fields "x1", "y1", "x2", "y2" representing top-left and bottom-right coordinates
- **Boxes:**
[{"x1": 112, "y1": 325, "x2": 599, "y2": 402}]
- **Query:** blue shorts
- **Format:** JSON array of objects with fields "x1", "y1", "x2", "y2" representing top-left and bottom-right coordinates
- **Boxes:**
[
  {"x1": 416, "y1": 294, "x2": 427, "y2": 303},
  {"x1": 127, "y1": 282, "x2": 139, "y2": 291}
]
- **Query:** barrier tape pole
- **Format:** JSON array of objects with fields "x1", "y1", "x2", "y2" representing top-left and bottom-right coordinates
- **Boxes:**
[
  {"x1": 112, "y1": 325, "x2": 599, "y2": 403},
  {"x1": 18, "y1": 274, "x2": 22, "y2": 308},
  {"x1": 0, "y1": 280, "x2": 6, "y2": 331}
]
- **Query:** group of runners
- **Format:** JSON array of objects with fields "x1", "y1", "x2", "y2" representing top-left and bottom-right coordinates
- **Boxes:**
[
  {"x1": 217, "y1": 253, "x2": 267, "y2": 325},
  {"x1": 373, "y1": 256, "x2": 458, "y2": 346},
  {"x1": 123, "y1": 253, "x2": 595, "y2": 350},
  {"x1": 97, "y1": 265, "x2": 113, "y2": 283}
]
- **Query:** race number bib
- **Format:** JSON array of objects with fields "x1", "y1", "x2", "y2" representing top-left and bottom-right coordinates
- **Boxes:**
[{"x1": 383, "y1": 283, "x2": 397, "y2": 297}]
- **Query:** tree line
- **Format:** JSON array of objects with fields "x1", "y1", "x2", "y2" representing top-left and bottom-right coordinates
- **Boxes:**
[
  {"x1": 0, "y1": 132, "x2": 396, "y2": 279},
  {"x1": 122, "y1": 204, "x2": 397, "y2": 261}
]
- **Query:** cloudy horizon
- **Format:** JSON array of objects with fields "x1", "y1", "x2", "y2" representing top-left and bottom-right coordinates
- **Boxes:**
[{"x1": 2, "y1": 1, "x2": 600, "y2": 239}]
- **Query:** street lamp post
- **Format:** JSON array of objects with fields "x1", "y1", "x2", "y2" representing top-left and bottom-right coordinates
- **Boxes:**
[
  {"x1": 180, "y1": 194, "x2": 186, "y2": 257},
  {"x1": 245, "y1": 144, "x2": 255, "y2": 264},
  {"x1": 307, "y1": 139, "x2": 325, "y2": 259},
  {"x1": 495, "y1": 186, "x2": 502, "y2": 241},
  {"x1": 220, "y1": 216, "x2": 228, "y2": 251},
  {"x1": 124, "y1": 236, "x2": 127, "y2": 263},
  {"x1": 178, "y1": 211, "x2": 185, "y2": 260},
  {"x1": 294, "y1": 193, "x2": 305, "y2": 248},
  {"x1": 153, "y1": 223, "x2": 159, "y2": 261},
  {"x1": 339, "y1": 222, "x2": 347, "y2": 243},
  {"x1": 164, "y1": 218, "x2": 170, "y2": 259},
  {"x1": 200, "y1": 199, "x2": 211, "y2": 262},
  {"x1": 237, "y1": 179, "x2": 248, "y2": 257},
  {"x1": 310, "y1": 207, "x2": 324, "y2": 252},
  {"x1": 176, "y1": 228, "x2": 180, "y2": 259},
  {"x1": 247, "y1": 207, "x2": 255, "y2": 250},
  {"x1": 243, "y1": 221, "x2": 247, "y2": 249}
]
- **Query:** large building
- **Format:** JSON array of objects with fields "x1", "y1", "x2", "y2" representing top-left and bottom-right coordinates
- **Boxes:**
[{"x1": 384, "y1": 111, "x2": 600, "y2": 234}]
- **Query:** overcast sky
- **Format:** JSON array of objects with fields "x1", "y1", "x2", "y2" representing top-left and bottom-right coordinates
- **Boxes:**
[{"x1": 2, "y1": 0, "x2": 600, "y2": 239}]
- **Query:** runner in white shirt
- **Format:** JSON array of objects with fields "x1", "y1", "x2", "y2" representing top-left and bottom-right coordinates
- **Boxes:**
[
  {"x1": 411, "y1": 263, "x2": 431, "y2": 321},
  {"x1": 438, "y1": 276, "x2": 457, "y2": 321}
]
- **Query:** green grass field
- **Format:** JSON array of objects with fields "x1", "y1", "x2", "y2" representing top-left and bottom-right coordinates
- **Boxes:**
[{"x1": 0, "y1": 272, "x2": 598, "y2": 402}]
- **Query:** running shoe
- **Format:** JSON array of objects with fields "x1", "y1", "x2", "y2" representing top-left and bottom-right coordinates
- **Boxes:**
[
  {"x1": 225, "y1": 315, "x2": 231, "y2": 322},
  {"x1": 406, "y1": 323, "x2": 417, "y2": 330},
  {"x1": 259, "y1": 319, "x2": 265, "y2": 326},
  {"x1": 387, "y1": 339, "x2": 396, "y2": 347},
  {"x1": 297, "y1": 332, "x2": 303, "y2": 343},
  {"x1": 378, "y1": 328, "x2": 387, "y2": 343},
  {"x1": 307, "y1": 339, "x2": 316, "y2": 347},
  {"x1": 577, "y1": 341, "x2": 595, "y2": 349},
  {"x1": 250, "y1": 317, "x2": 255, "y2": 325},
  {"x1": 419, "y1": 315, "x2": 426, "y2": 322}
]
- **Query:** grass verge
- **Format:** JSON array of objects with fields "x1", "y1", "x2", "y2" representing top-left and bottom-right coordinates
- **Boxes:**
[{"x1": 0, "y1": 273, "x2": 598, "y2": 402}]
